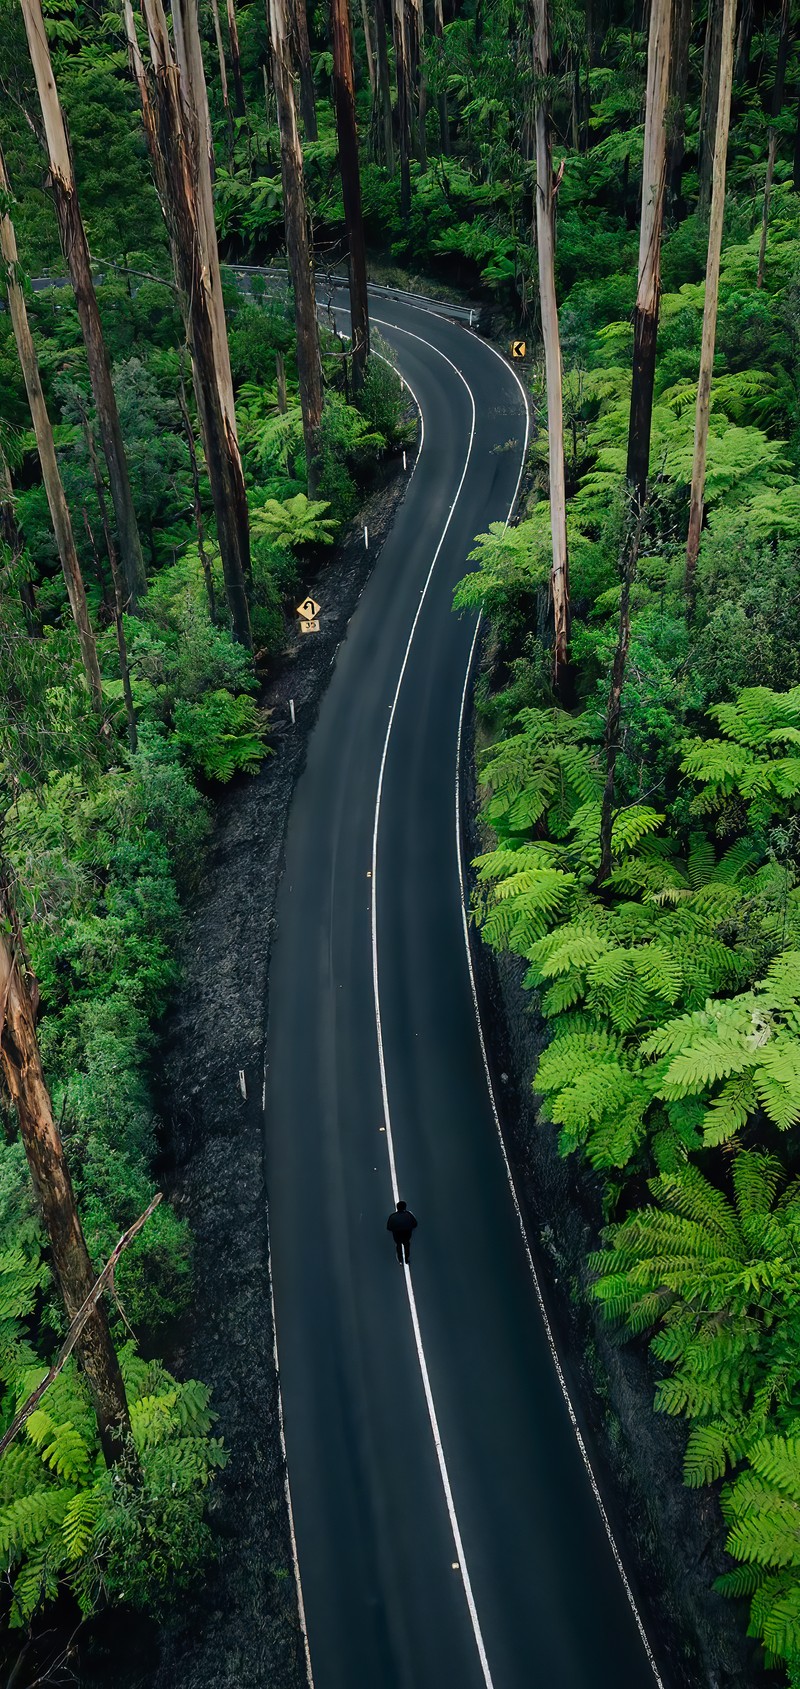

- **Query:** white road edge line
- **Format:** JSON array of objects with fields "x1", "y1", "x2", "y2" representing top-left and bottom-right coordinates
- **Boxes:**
[
  {"x1": 453, "y1": 339, "x2": 667, "y2": 1689},
  {"x1": 266, "y1": 315, "x2": 426, "y2": 1689},
  {"x1": 368, "y1": 325, "x2": 496, "y2": 1689}
]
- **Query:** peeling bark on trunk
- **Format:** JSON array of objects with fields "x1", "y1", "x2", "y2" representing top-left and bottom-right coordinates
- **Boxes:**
[
  {"x1": 269, "y1": 0, "x2": 324, "y2": 492},
  {"x1": 393, "y1": 0, "x2": 412, "y2": 215},
  {"x1": 20, "y1": 0, "x2": 146, "y2": 608},
  {"x1": 626, "y1": 0, "x2": 672, "y2": 505},
  {"x1": 225, "y1": 0, "x2": 247, "y2": 115},
  {"x1": 141, "y1": 0, "x2": 252, "y2": 646},
  {"x1": 528, "y1": 0, "x2": 569, "y2": 688},
  {"x1": 291, "y1": 0, "x2": 319, "y2": 139},
  {"x1": 698, "y1": 0, "x2": 723, "y2": 214},
  {"x1": 685, "y1": 0, "x2": 735, "y2": 589},
  {"x1": 332, "y1": 0, "x2": 370, "y2": 389},
  {"x1": 757, "y1": 0, "x2": 789, "y2": 289},
  {"x1": 374, "y1": 0, "x2": 395, "y2": 172},
  {"x1": 0, "y1": 883, "x2": 130, "y2": 1467},
  {"x1": 0, "y1": 150, "x2": 103, "y2": 714}
]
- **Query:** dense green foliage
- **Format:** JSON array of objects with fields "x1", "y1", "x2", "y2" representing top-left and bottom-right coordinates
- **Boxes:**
[{"x1": 429, "y1": 0, "x2": 800, "y2": 1679}]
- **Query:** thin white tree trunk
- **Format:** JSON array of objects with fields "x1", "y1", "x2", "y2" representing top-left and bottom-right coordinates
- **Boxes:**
[
  {"x1": 685, "y1": 0, "x2": 735, "y2": 587},
  {"x1": 530, "y1": 0, "x2": 569, "y2": 686},
  {"x1": 625, "y1": 0, "x2": 672, "y2": 503},
  {"x1": 0, "y1": 148, "x2": 103, "y2": 713},
  {"x1": 757, "y1": 0, "x2": 790, "y2": 289}
]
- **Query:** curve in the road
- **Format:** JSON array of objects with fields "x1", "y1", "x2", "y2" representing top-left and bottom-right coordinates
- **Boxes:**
[{"x1": 265, "y1": 291, "x2": 666, "y2": 1689}]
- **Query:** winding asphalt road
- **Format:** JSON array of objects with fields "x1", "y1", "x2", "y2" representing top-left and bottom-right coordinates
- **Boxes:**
[{"x1": 264, "y1": 294, "x2": 663, "y2": 1689}]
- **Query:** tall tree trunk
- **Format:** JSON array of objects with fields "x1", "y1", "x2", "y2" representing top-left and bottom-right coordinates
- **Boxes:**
[
  {"x1": 393, "y1": 0, "x2": 412, "y2": 214},
  {"x1": 374, "y1": 0, "x2": 395, "y2": 171},
  {"x1": 177, "y1": 369, "x2": 217, "y2": 626},
  {"x1": 529, "y1": 0, "x2": 569, "y2": 687},
  {"x1": 332, "y1": 0, "x2": 371, "y2": 388},
  {"x1": 666, "y1": 0, "x2": 692, "y2": 214},
  {"x1": 685, "y1": 0, "x2": 735, "y2": 589},
  {"x1": 0, "y1": 882, "x2": 130, "y2": 1467},
  {"x1": 698, "y1": 0, "x2": 723, "y2": 214},
  {"x1": 406, "y1": 0, "x2": 425, "y2": 162},
  {"x1": 734, "y1": 0, "x2": 752, "y2": 81},
  {"x1": 0, "y1": 150, "x2": 103, "y2": 714},
  {"x1": 76, "y1": 401, "x2": 138, "y2": 754},
  {"x1": 359, "y1": 0, "x2": 377, "y2": 99},
  {"x1": 209, "y1": 0, "x2": 236, "y2": 162},
  {"x1": 269, "y1": 0, "x2": 325, "y2": 492},
  {"x1": 290, "y1": 0, "x2": 319, "y2": 138},
  {"x1": 596, "y1": 503, "x2": 646, "y2": 887},
  {"x1": 626, "y1": 0, "x2": 672, "y2": 505},
  {"x1": 432, "y1": 0, "x2": 449, "y2": 155},
  {"x1": 138, "y1": 0, "x2": 253, "y2": 646},
  {"x1": 756, "y1": 0, "x2": 789, "y2": 289},
  {"x1": 225, "y1": 0, "x2": 247, "y2": 114},
  {"x1": 20, "y1": 0, "x2": 147, "y2": 607}
]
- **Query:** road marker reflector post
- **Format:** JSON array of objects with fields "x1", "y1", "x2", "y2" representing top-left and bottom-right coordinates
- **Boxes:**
[
  {"x1": 364, "y1": 525, "x2": 369, "y2": 549},
  {"x1": 289, "y1": 698, "x2": 295, "y2": 724}
]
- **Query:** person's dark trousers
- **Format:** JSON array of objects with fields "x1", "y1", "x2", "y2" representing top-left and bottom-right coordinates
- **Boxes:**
[{"x1": 395, "y1": 1240, "x2": 411, "y2": 1263}]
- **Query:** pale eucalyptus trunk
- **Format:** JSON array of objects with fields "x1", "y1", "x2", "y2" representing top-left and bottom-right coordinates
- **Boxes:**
[
  {"x1": 685, "y1": 0, "x2": 736, "y2": 588},
  {"x1": 331, "y1": 0, "x2": 370, "y2": 388},
  {"x1": 20, "y1": 0, "x2": 147, "y2": 605}
]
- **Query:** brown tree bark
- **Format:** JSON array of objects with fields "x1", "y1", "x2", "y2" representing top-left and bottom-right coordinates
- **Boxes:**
[
  {"x1": 20, "y1": 0, "x2": 147, "y2": 607},
  {"x1": 76, "y1": 400, "x2": 138, "y2": 754},
  {"x1": 698, "y1": 0, "x2": 723, "y2": 214},
  {"x1": 374, "y1": 0, "x2": 395, "y2": 172},
  {"x1": 685, "y1": 0, "x2": 735, "y2": 589},
  {"x1": 0, "y1": 151, "x2": 103, "y2": 715},
  {"x1": 757, "y1": 0, "x2": 790, "y2": 289},
  {"x1": 331, "y1": 0, "x2": 370, "y2": 389},
  {"x1": 269, "y1": 0, "x2": 325, "y2": 493},
  {"x1": 393, "y1": 0, "x2": 413, "y2": 215},
  {"x1": 626, "y1": 0, "x2": 672, "y2": 506},
  {"x1": 225, "y1": 0, "x2": 247, "y2": 115},
  {"x1": 290, "y1": 0, "x2": 319, "y2": 139},
  {"x1": 139, "y1": 0, "x2": 253, "y2": 646},
  {"x1": 0, "y1": 880, "x2": 130, "y2": 1467},
  {"x1": 528, "y1": 0, "x2": 569, "y2": 688}
]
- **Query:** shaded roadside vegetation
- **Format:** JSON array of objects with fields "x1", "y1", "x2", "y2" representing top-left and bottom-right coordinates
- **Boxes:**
[{"x1": 450, "y1": 7, "x2": 800, "y2": 1684}]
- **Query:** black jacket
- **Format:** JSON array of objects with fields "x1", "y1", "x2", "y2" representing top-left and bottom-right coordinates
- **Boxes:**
[{"x1": 387, "y1": 1209, "x2": 417, "y2": 1241}]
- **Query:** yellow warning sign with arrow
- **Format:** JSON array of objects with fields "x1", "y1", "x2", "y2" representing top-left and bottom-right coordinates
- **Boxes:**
[
  {"x1": 510, "y1": 340, "x2": 527, "y2": 360},
  {"x1": 296, "y1": 596, "x2": 321, "y2": 620}
]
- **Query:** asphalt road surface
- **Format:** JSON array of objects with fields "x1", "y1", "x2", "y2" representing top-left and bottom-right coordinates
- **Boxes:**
[{"x1": 265, "y1": 292, "x2": 663, "y2": 1689}]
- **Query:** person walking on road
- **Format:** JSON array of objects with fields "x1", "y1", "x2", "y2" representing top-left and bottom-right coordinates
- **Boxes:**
[{"x1": 387, "y1": 1200, "x2": 417, "y2": 1264}]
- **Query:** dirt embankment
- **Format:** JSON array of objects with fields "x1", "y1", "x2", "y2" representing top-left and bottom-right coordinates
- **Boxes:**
[
  {"x1": 461, "y1": 644, "x2": 767, "y2": 1689},
  {"x1": 140, "y1": 454, "x2": 414, "y2": 1689}
]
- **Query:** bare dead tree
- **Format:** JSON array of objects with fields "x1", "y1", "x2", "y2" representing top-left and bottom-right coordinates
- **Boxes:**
[{"x1": 19, "y1": 0, "x2": 147, "y2": 605}]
